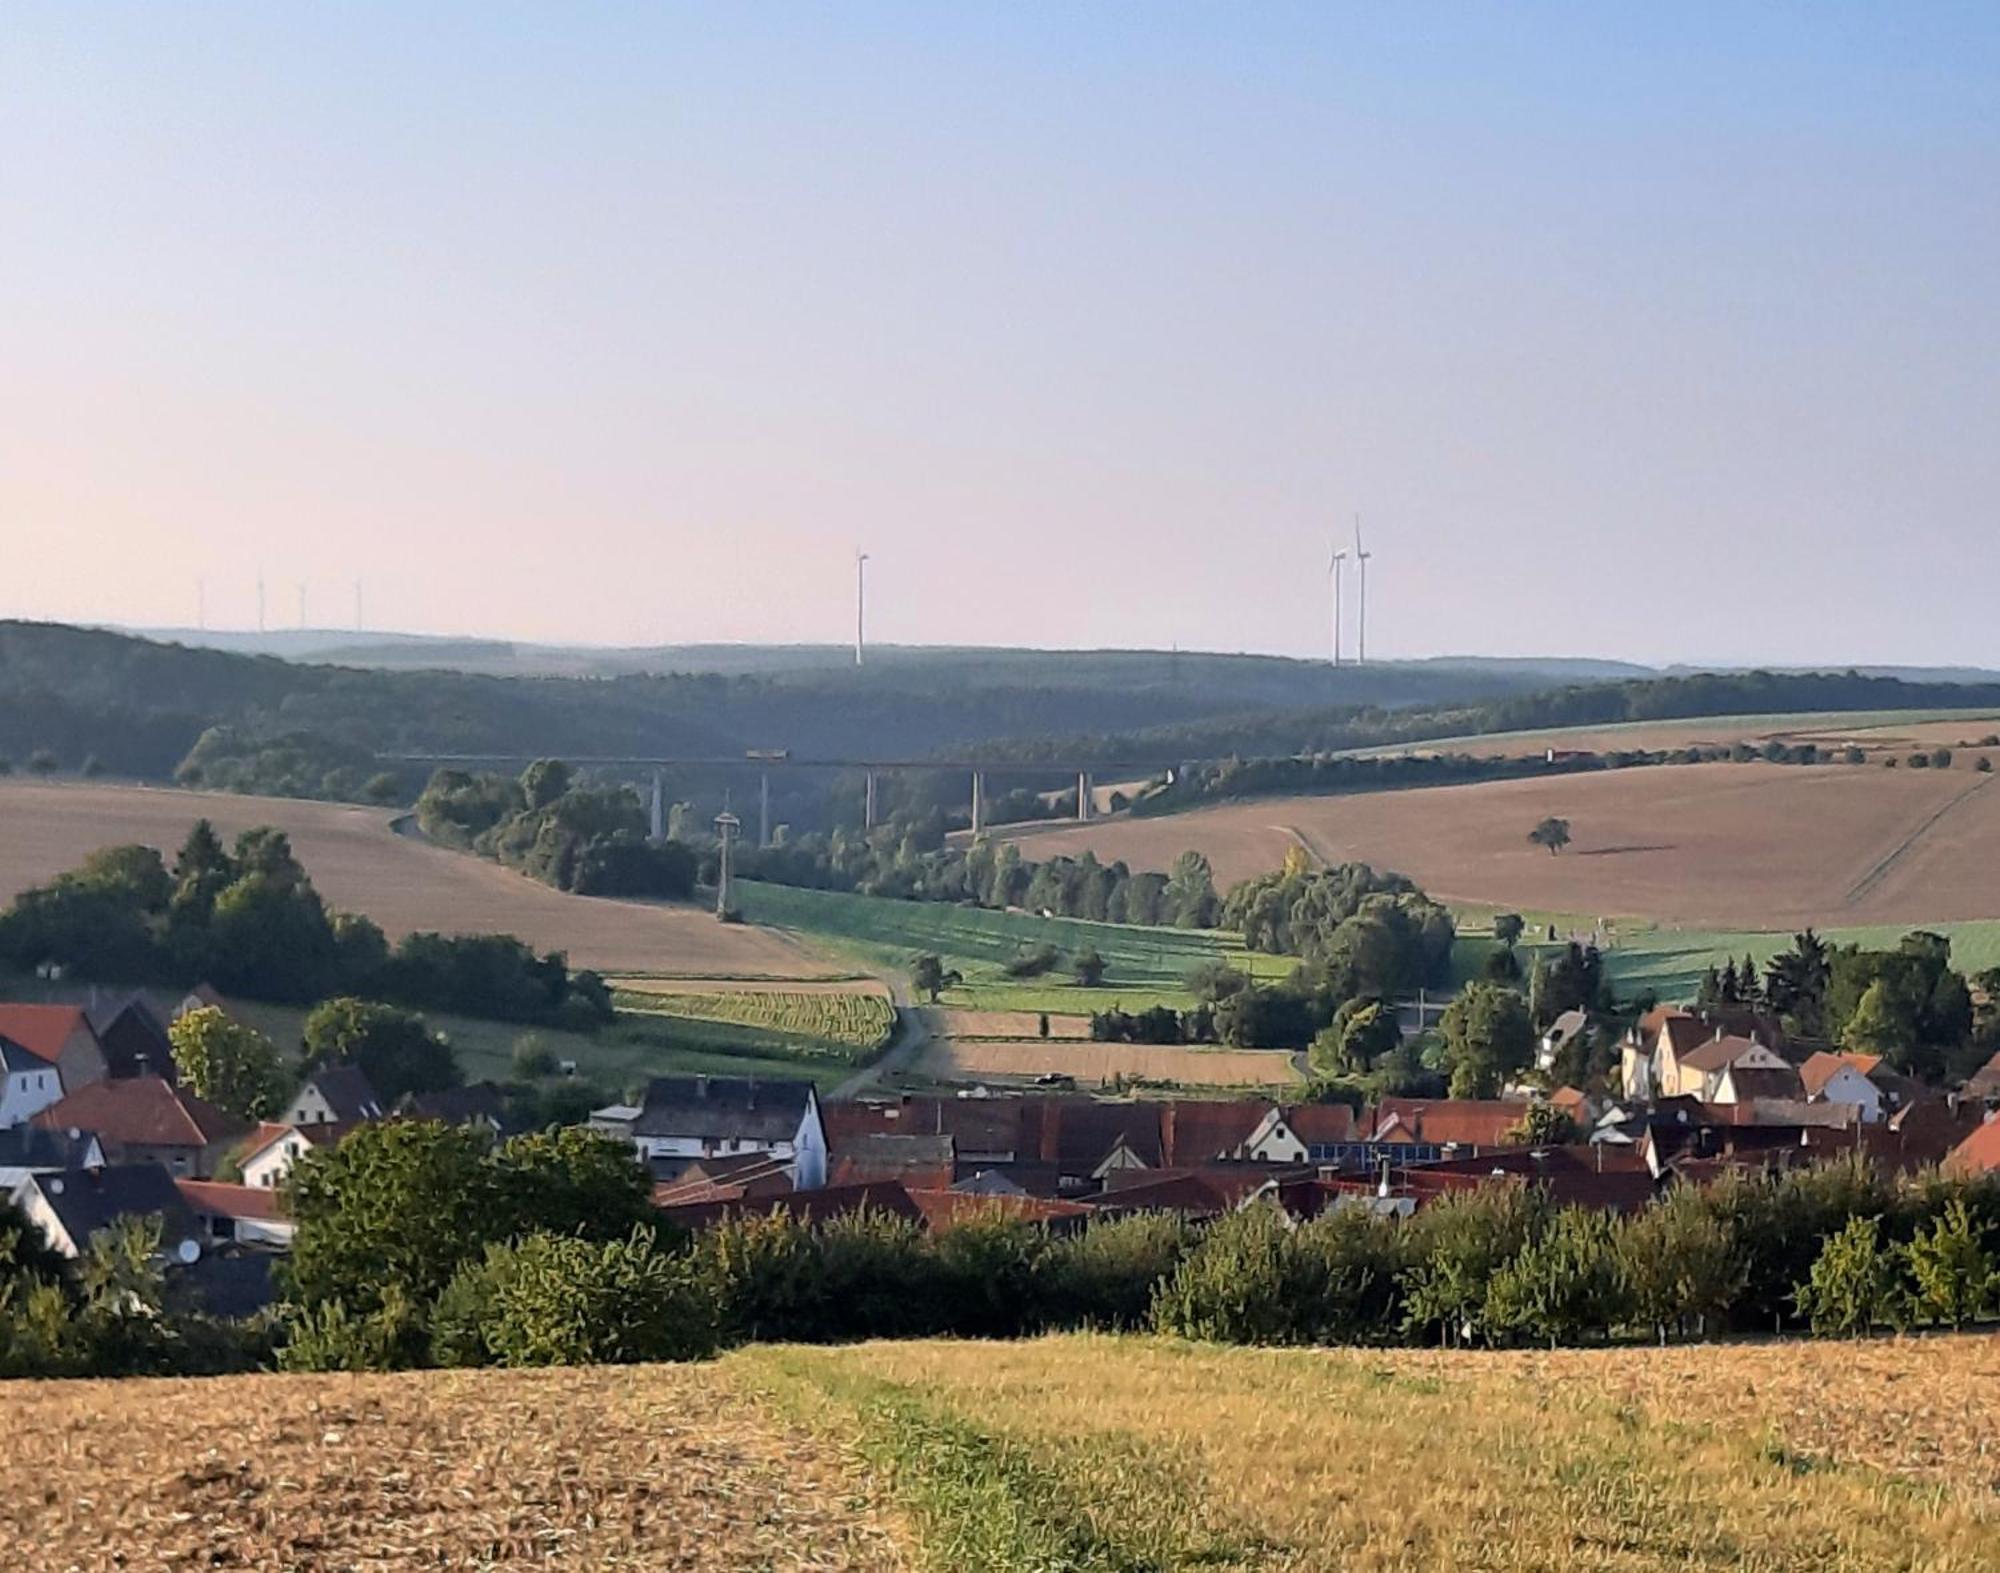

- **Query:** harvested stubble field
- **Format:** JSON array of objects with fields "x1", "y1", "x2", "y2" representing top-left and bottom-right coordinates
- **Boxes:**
[
  {"x1": 918, "y1": 1036, "x2": 1299, "y2": 1088},
  {"x1": 941, "y1": 1008, "x2": 1093, "y2": 1040},
  {"x1": 997, "y1": 761, "x2": 2000, "y2": 929},
  {"x1": 747, "y1": 1332, "x2": 2000, "y2": 1571},
  {"x1": 16, "y1": 1336, "x2": 2000, "y2": 1570},
  {"x1": 6, "y1": 1364, "x2": 905, "y2": 1572},
  {"x1": 1345, "y1": 706, "x2": 2000, "y2": 762},
  {"x1": 0, "y1": 780, "x2": 829, "y2": 977}
]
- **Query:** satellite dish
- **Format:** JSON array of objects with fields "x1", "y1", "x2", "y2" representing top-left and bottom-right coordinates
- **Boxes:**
[{"x1": 176, "y1": 1238, "x2": 201, "y2": 1266}]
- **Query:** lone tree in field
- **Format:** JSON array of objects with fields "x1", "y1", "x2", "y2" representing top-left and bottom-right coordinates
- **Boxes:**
[
  {"x1": 911, "y1": 952, "x2": 957, "y2": 1003},
  {"x1": 1528, "y1": 817, "x2": 1572, "y2": 856}
]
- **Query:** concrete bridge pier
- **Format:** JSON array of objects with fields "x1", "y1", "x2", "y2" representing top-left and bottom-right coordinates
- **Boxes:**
[
  {"x1": 863, "y1": 769, "x2": 879, "y2": 830},
  {"x1": 759, "y1": 771, "x2": 771, "y2": 847},
  {"x1": 971, "y1": 769, "x2": 986, "y2": 836},
  {"x1": 1077, "y1": 770, "x2": 1094, "y2": 822}
]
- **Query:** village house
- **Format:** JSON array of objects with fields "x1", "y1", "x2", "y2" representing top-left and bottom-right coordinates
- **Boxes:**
[
  {"x1": 32, "y1": 1076, "x2": 247, "y2": 1179},
  {"x1": 630, "y1": 1075, "x2": 827, "y2": 1189},
  {"x1": 1673, "y1": 1034, "x2": 1793, "y2": 1102},
  {"x1": 282, "y1": 1065, "x2": 385, "y2": 1127},
  {"x1": 399, "y1": 1082, "x2": 510, "y2": 1135},
  {"x1": 1799, "y1": 1051, "x2": 1886, "y2": 1122},
  {"x1": 237, "y1": 1120, "x2": 350, "y2": 1190},
  {"x1": 0, "y1": 1003, "x2": 109, "y2": 1103},
  {"x1": 175, "y1": 1178, "x2": 295, "y2": 1249},
  {"x1": 0, "y1": 1033, "x2": 66, "y2": 1128},
  {"x1": 13, "y1": 1163, "x2": 202, "y2": 1261},
  {"x1": 87, "y1": 995, "x2": 177, "y2": 1081},
  {"x1": 0, "y1": 1124, "x2": 103, "y2": 1193},
  {"x1": 1537, "y1": 1008, "x2": 1589, "y2": 1074}
]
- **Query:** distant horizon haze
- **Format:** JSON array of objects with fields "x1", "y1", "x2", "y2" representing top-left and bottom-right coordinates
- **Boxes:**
[{"x1": 3, "y1": 6, "x2": 1995, "y2": 667}]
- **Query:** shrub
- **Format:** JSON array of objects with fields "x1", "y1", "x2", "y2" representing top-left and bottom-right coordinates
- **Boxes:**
[
  {"x1": 1485, "y1": 1206, "x2": 1627, "y2": 1347},
  {"x1": 1618, "y1": 1185, "x2": 1745, "y2": 1343},
  {"x1": 510, "y1": 1033, "x2": 560, "y2": 1080},
  {"x1": 1902, "y1": 1198, "x2": 1992, "y2": 1330},
  {"x1": 1037, "y1": 1215, "x2": 1195, "y2": 1331},
  {"x1": 930, "y1": 1214, "x2": 1048, "y2": 1338},
  {"x1": 279, "y1": 1286, "x2": 425, "y2": 1372},
  {"x1": 1399, "y1": 1185, "x2": 1544, "y2": 1348},
  {"x1": 1796, "y1": 1215, "x2": 1902, "y2": 1337},
  {"x1": 430, "y1": 1231, "x2": 718, "y2": 1368}
]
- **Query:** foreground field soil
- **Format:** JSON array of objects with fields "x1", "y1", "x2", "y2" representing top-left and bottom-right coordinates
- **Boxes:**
[
  {"x1": 1000, "y1": 762, "x2": 2000, "y2": 929},
  {"x1": 0, "y1": 780, "x2": 829, "y2": 977},
  {"x1": 747, "y1": 1333, "x2": 2000, "y2": 1571},
  {"x1": 12, "y1": 1336, "x2": 1999, "y2": 1570},
  {"x1": 4, "y1": 1364, "x2": 905, "y2": 1572}
]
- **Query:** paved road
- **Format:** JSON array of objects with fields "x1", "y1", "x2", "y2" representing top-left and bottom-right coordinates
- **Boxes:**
[{"x1": 831, "y1": 977, "x2": 943, "y2": 1100}]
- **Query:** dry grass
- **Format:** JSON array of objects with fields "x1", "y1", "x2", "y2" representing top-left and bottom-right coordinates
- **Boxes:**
[
  {"x1": 0, "y1": 780, "x2": 831, "y2": 977},
  {"x1": 5, "y1": 1363, "x2": 907, "y2": 1571},
  {"x1": 754, "y1": 1334, "x2": 2000, "y2": 1571},
  {"x1": 997, "y1": 762, "x2": 2000, "y2": 928},
  {"x1": 919, "y1": 1037, "x2": 1299, "y2": 1088}
]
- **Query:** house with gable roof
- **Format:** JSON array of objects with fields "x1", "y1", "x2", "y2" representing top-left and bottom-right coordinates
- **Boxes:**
[
  {"x1": 0, "y1": 1003, "x2": 108, "y2": 1103},
  {"x1": 631, "y1": 1075, "x2": 827, "y2": 1189},
  {"x1": 32, "y1": 1075, "x2": 248, "y2": 1178}
]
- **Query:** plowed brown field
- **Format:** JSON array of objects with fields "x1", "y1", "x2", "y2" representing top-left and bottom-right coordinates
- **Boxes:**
[
  {"x1": 995, "y1": 762, "x2": 2000, "y2": 928},
  {"x1": 0, "y1": 781, "x2": 831, "y2": 977}
]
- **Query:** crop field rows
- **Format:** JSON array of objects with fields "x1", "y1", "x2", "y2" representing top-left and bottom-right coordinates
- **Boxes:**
[{"x1": 612, "y1": 984, "x2": 897, "y2": 1057}]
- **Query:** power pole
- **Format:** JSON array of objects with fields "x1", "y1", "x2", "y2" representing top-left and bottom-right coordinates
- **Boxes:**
[
  {"x1": 714, "y1": 811, "x2": 741, "y2": 919},
  {"x1": 854, "y1": 550, "x2": 869, "y2": 667}
]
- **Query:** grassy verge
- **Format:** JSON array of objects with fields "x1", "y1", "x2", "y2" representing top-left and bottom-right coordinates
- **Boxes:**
[
  {"x1": 735, "y1": 1334, "x2": 2000, "y2": 1571},
  {"x1": 737, "y1": 1345, "x2": 1256, "y2": 1572}
]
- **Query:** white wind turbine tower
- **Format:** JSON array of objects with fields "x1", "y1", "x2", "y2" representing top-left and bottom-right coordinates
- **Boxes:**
[
  {"x1": 1327, "y1": 540, "x2": 1348, "y2": 666},
  {"x1": 854, "y1": 549, "x2": 870, "y2": 667},
  {"x1": 1354, "y1": 516, "x2": 1373, "y2": 665}
]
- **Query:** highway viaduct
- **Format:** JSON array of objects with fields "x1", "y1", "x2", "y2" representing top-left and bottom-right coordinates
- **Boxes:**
[{"x1": 380, "y1": 751, "x2": 1181, "y2": 847}]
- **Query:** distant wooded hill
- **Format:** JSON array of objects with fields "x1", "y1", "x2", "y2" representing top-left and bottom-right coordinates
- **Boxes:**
[{"x1": 0, "y1": 622, "x2": 1621, "y2": 784}]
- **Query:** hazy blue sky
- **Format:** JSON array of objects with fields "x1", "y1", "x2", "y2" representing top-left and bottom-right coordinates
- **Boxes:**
[{"x1": 3, "y1": 5, "x2": 1995, "y2": 663}]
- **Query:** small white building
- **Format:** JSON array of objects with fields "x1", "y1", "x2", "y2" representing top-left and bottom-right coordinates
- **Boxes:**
[
  {"x1": 238, "y1": 1121, "x2": 348, "y2": 1190},
  {"x1": 1800, "y1": 1051, "x2": 1886, "y2": 1124},
  {"x1": 1538, "y1": 1009, "x2": 1589, "y2": 1074},
  {"x1": 0, "y1": 1036, "x2": 65, "y2": 1129},
  {"x1": 630, "y1": 1076, "x2": 827, "y2": 1190}
]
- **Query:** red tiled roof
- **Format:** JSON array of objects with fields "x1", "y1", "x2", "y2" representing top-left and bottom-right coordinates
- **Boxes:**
[
  {"x1": 655, "y1": 1180, "x2": 925, "y2": 1231},
  {"x1": 0, "y1": 1003, "x2": 93, "y2": 1065},
  {"x1": 1282, "y1": 1102, "x2": 1358, "y2": 1145},
  {"x1": 1678, "y1": 1035, "x2": 1766, "y2": 1075},
  {"x1": 1371, "y1": 1099, "x2": 1528, "y2": 1148},
  {"x1": 35, "y1": 1076, "x2": 246, "y2": 1149},
  {"x1": 1158, "y1": 1101, "x2": 1267, "y2": 1165},
  {"x1": 176, "y1": 1179, "x2": 287, "y2": 1222}
]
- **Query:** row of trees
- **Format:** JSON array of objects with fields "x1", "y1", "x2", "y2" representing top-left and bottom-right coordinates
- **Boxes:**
[
  {"x1": 11, "y1": 1128, "x2": 1991, "y2": 1379},
  {"x1": 418, "y1": 760, "x2": 697, "y2": 899},
  {"x1": 0, "y1": 821, "x2": 612, "y2": 1027}
]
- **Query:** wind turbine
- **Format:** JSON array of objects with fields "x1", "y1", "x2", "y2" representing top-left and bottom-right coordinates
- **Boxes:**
[
  {"x1": 1354, "y1": 515, "x2": 1373, "y2": 665},
  {"x1": 854, "y1": 549, "x2": 870, "y2": 667},
  {"x1": 1328, "y1": 540, "x2": 1348, "y2": 666}
]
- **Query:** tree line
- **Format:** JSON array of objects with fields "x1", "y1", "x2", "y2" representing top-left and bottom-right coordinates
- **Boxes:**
[
  {"x1": 417, "y1": 760, "x2": 697, "y2": 898},
  {"x1": 9, "y1": 1128, "x2": 1995, "y2": 1379},
  {"x1": 0, "y1": 821, "x2": 612, "y2": 1029}
]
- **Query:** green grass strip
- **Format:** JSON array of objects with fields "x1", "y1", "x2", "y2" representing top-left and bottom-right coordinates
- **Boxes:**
[{"x1": 739, "y1": 1349, "x2": 1265, "y2": 1572}]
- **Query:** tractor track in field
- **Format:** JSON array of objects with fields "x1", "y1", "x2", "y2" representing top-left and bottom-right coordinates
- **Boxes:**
[{"x1": 1843, "y1": 772, "x2": 1998, "y2": 909}]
